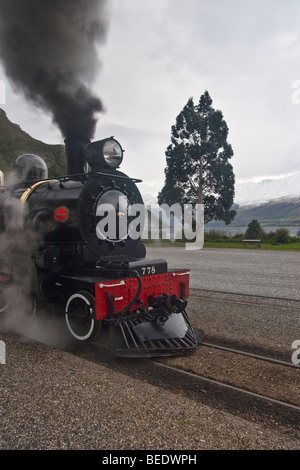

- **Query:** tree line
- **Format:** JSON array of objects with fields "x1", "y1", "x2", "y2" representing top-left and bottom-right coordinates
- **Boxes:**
[{"x1": 205, "y1": 219, "x2": 300, "y2": 244}]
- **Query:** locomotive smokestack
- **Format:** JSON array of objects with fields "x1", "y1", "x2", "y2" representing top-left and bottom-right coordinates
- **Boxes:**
[
  {"x1": 0, "y1": 0, "x2": 109, "y2": 163},
  {"x1": 64, "y1": 138, "x2": 90, "y2": 175}
]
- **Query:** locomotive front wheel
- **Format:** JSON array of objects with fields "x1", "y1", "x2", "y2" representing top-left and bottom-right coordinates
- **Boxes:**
[{"x1": 65, "y1": 291, "x2": 101, "y2": 341}]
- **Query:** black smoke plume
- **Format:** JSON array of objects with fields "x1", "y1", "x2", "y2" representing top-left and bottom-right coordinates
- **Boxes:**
[{"x1": 0, "y1": 0, "x2": 109, "y2": 140}]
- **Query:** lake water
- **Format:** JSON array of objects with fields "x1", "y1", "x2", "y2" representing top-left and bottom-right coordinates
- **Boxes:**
[{"x1": 204, "y1": 226, "x2": 299, "y2": 236}]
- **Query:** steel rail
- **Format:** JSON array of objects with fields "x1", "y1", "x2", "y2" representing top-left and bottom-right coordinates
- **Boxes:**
[
  {"x1": 190, "y1": 288, "x2": 300, "y2": 307},
  {"x1": 191, "y1": 293, "x2": 300, "y2": 312},
  {"x1": 201, "y1": 342, "x2": 300, "y2": 369},
  {"x1": 153, "y1": 360, "x2": 300, "y2": 413}
]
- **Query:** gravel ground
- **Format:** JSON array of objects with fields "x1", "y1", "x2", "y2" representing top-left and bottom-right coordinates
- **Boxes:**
[
  {"x1": 0, "y1": 330, "x2": 299, "y2": 450},
  {"x1": 146, "y1": 246, "x2": 300, "y2": 300},
  {"x1": 187, "y1": 291, "x2": 299, "y2": 362}
]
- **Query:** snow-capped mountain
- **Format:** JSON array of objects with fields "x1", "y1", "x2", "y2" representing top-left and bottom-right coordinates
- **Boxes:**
[
  {"x1": 234, "y1": 172, "x2": 300, "y2": 206},
  {"x1": 142, "y1": 171, "x2": 300, "y2": 208}
]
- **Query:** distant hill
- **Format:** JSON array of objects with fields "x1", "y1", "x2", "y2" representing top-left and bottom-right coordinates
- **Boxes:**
[
  {"x1": 205, "y1": 197, "x2": 300, "y2": 228},
  {"x1": 0, "y1": 109, "x2": 66, "y2": 177},
  {"x1": 233, "y1": 198, "x2": 300, "y2": 227},
  {"x1": 143, "y1": 193, "x2": 300, "y2": 228}
]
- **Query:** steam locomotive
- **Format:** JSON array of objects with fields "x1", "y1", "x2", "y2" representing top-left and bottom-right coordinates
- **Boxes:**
[{"x1": 0, "y1": 137, "x2": 204, "y2": 356}]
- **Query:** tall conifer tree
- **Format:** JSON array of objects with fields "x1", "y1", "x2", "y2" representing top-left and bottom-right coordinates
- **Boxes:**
[{"x1": 158, "y1": 91, "x2": 236, "y2": 224}]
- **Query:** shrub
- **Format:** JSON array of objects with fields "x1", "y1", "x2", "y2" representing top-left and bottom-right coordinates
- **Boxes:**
[
  {"x1": 274, "y1": 228, "x2": 290, "y2": 244},
  {"x1": 231, "y1": 231, "x2": 245, "y2": 241},
  {"x1": 264, "y1": 231, "x2": 276, "y2": 244},
  {"x1": 204, "y1": 229, "x2": 228, "y2": 241}
]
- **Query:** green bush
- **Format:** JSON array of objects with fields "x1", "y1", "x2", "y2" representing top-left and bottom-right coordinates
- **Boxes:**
[
  {"x1": 274, "y1": 228, "x2": 290, "y2": 244},
  {"x1": 204, "y1": 229, "x2": 228, "y2": 241},
  {"x1": 230, "y1": 231, "x2": 245, "y2": 241},
  {"x1": 263, "y1": 231, "x2": 275, "y2": 244}
]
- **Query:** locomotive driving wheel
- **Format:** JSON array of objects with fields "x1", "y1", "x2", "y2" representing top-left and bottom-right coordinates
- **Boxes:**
[{"x1": 65, "y1": 290, "x2": 101, "y2": 341}]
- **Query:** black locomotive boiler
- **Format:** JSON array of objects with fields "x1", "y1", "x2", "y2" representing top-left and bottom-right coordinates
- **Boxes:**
[{"x1": 0, "y1": 137, "x2": 204, "y2": 356}]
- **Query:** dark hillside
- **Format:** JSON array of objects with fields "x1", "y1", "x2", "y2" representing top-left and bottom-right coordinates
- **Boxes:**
[
  {"x1": 0, "y1": 109, "x2": 66, "y2": 177},
  {"x1": 232, "y1": 198, "x2": 300, "y2": 226}
]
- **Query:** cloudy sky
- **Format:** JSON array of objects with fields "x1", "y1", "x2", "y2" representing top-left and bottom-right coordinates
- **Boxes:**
[{"x1": 1, "y1": 0, "x2": 300, "y2": 197}]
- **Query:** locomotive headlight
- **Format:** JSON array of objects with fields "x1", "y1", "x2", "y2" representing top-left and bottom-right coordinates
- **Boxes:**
[
  {"x1": 102, "y1": 139, "x2": 123, "y2": 168},
  {"x1": 85, "y1": 137, "x2": 123, "y2": 170}
]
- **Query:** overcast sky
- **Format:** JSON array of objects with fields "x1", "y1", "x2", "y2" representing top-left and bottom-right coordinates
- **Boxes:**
[{"x1": 1, "y1": 0, "x2": 300, "y2": 197}]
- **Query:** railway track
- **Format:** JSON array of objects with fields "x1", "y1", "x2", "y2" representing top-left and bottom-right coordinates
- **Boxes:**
[
  {"x1": 187, "y1": 288, "x2": 300, "y2": 364},
  {"x1": 152, "y1": 355, "x2": 300, "y2": 414},
  {"x1": 79, "y1": 335, "x2": 299, "y2": 437},
  {"x1": 154, "y1": 340, "x2": 300, "y2": 408},
  {"x1": 201, "y1": 341, "x2": 300, "y2": 369},
  {"x1": 79, "y1": 289, "x2": 300, "y2": 435},
  {"x1": 191, "y1": 287, "x2": 300, "y2": 303}
]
